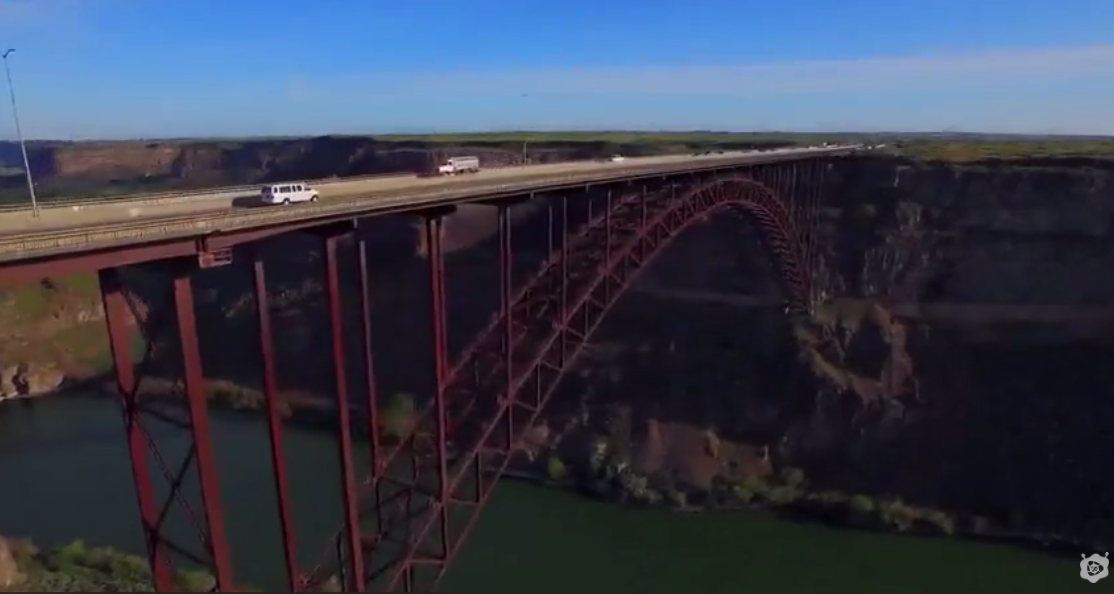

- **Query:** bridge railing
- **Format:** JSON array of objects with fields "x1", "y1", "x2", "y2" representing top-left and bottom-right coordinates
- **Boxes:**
[{"x1": 0, "y1": 148, "x2": 855, "y2": 262}]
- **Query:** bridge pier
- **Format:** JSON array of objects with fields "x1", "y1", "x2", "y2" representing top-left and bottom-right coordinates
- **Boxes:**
[
  {"x1": 250, "y1": 252, "x2": 300, "y2": 591},
  {"x1": 99, "y1": 260, "x2": 235, "y2": 591}
]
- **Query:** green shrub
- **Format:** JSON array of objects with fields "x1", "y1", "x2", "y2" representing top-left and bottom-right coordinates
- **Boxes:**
[
  {"x1": 778, "y1": 467, "x2": 806, "y2": 489},
  {"x1": 739, "y1": 475, "x2": 770, "y2": 499},
  {"x1": 878, "y1": 499, "x2": 921, "y2": 532},
  {"x1": 665, "y1": 488, "x2": 687, "y2": 509},
  {"x1": 766, "y1": 486, "x2": 803, "y2": 507},
  {"x1": 923, "y1": 510, "x2": 956, "y2": 535},
  {"x1": 732, "y1": 483, "x2": 757, "y2": 504},
  {"x1": 546, "y1": 456, "x2": 567, "y2": 481},
  {"x1": 381, "y1": 392, "x2": 416, "y2": 440},
  {"x1": 45, "y1": 540, "x2": 89, "y2": 571},
  {"x1": 813, "y1": 490, "x2": 849, "y2": 505},
  {"x1": 173, "y1": 568, "x2": 216, "y2": 591},
  {"x1": 849, "y1": 495, "x2": 875, "y2": 514}
]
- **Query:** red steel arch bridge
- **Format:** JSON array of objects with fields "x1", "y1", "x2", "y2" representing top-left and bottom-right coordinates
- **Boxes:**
[{"x1": 0, "y1": 148, "x2": 853, "y2": 591}]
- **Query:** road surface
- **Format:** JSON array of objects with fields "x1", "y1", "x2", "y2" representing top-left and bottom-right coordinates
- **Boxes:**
[{"x1": 0, "y1": 153, "x2": 748, "y2": 233}]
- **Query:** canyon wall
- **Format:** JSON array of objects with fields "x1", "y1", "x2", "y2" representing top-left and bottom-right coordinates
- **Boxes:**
[{"x1": 823, "y1": 156, "x2": 1114, "y2": 306}]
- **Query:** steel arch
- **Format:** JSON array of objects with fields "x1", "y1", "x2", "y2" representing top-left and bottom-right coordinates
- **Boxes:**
[{"x1": 315, "y1": 174, "x2": 817, "y2": 592}]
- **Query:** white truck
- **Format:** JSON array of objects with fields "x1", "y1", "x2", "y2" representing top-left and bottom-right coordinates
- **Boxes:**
[{"x1": 436, "y1": 156, "x2": 481, "y2": 176}]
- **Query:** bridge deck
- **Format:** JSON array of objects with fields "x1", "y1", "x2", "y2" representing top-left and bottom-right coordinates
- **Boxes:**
[{"x1": 0, "y1": 147, "x2": 854, "y2": 279}]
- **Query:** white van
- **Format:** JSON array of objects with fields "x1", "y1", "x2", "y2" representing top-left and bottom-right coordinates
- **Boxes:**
[{"x1": 261, "y1": 182, "x2": 319, "y2": 205}]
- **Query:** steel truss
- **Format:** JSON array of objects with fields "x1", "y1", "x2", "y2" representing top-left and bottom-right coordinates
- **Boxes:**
[
  {"x1": 0, "y1": 159, "x2": 825, "y2": 593},
  {"x1": 302, "y1": 162, "x2": 822, "y2": 592},
  {"x1": 99, "y1": 263, "x2": 235, "y2": 591}
]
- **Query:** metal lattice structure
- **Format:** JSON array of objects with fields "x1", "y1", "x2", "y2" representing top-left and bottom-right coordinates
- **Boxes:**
[{"x1": 0, "y1": 157, "x2": 831, "y2": 592}]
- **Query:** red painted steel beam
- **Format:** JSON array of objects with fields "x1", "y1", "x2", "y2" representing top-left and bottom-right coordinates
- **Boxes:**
[
  {"x1": 424, "y1": 214, "x2": 452, "y2": 563},
  {"x1": 499, "y1": 206, "x2": 513, "y2": 451},
  {"x1": 2, "y1": 240, "x2": 199, "y2": 288},
  {"x1": 371, "y1": 172, "x2": 821, "y2": 590},
  {"x1": 322, "y1": 231, "x2": 366, "y2": 591},
  {"x1": 355, "y1": 230, "x2": 386, "y2": 531},
  {"x1": 0, "y1": 159, "x2": 833, "y2": 289},
  {"x1": 298, "y1": 169, "x2": 821, "y2": 591},
  {"x1": 99, "y1": 268, "x2": 175, "y2": 591},
  {"x1": 251, "y1": 255, "x2": 300, "y2": 591},
  {"x1": 172, "y1": 270, "x2": 236, "y2": 589}
]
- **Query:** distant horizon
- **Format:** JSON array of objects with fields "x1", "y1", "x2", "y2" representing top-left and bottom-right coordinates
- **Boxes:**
[{"x1": 2, "y1": 130, "x2": 1113, "y2": 145}]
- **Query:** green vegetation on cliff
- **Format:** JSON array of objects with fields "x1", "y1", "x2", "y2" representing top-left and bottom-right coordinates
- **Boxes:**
[
  {"x1": 0, "y1": 538, "x2": 219, "y2": 592},
  {"x1": 892, "y1": 137, "x2": 1114, "y2": 162}
]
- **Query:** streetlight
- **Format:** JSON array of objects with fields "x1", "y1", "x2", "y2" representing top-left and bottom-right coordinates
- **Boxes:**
[{"x1": 2, "y1": 48, "x2": 39, "y2": 218}]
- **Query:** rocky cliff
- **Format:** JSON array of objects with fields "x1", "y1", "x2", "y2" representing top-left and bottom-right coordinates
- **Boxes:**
[
  {"x1": 823, "y1": 156, "x2": 1114, "y2": 306},
  {"x1": 577, "y1": 155, "x2": 1114, "y2": 543}
]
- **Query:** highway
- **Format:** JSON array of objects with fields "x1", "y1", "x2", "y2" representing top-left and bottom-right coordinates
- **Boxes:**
[
  {"x1": 0, "y1": 153, "x2": 754, "y2": 233},
  {"x1": 0, "y1": 146, "x2": 855, "y2": 267}
]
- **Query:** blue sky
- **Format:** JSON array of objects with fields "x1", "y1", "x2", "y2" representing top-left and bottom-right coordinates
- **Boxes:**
[{"x1": 1, "y1": 0, "x2": 1113, "y2": 139}]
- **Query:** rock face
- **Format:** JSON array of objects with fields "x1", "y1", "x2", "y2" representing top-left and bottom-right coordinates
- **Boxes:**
[
  {"x1": 822, "y1": 156, "x2": 1114, "y2": 306},
  {"x1": 0, "y1": 363, "x2": 66, "y2": 399},
  {"x1": 0, "y1": 536, "x2": 26, "y2": 588}
]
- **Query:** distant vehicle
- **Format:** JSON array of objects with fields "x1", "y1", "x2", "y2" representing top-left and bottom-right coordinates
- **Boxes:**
[
  {"x1": 608, "y1": 155, "x2": 626, "y2": 162},
  {"x1": 437, "y1": 156, "x2": 481, "y2": 176},
  {"x1": 261, "y1": 182, "x2": 318, "y2": 206}
]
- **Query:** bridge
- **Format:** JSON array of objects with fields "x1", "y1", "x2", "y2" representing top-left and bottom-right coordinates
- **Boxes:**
[{"x1": 0, "y1": 146, "x2": 854, "y2": 591}]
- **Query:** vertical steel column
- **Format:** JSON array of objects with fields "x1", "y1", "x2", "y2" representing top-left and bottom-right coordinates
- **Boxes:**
[
  {"x1": 424, "y1": 215, "x2": 452, "y2": 560},
  {"x1": 322, "y1": 233, "x2": 365, "y2": 591},
  {"x1": 252, "y1": 256, "x2": 299, "y2": 592},
  {"x1": 604, "y1": 190, "x2": 612, "y2": 303},
  {"x1": 559, "y1": 196, "x2": 569, "y2": 367},
  {"x1": 172, "y1": 270, "x2": 234, "y2": 589},
  {"x1": 356, "y1": 231, "x2": 384, "y2": 529},
  {"x1": 790, "y1": 161, "x2": 798, "y2": 203},
  {"x1": 639, "y1": 185, "x2": 648, "y2": 262},
  {"x1": 546, "y1": 203, "x2": 555, "y2": 296},
  {"x1": 99, "y1": 268, "x2": 173, "y2": 592},
  {"x1": 498, "y1": 206, "x2": 513, "y2": 450}
]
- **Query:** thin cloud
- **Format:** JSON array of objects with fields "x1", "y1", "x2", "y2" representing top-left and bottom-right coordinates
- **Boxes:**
[
  {"x1": 0, "y1": 0, "x2": 92, "y2": 35},
  {"x1": 0, "y1": 0, "x2": 40, "y2": 23},
  {"x1": 292, "y1": 43, "x2": 1114, "y2": 99},
  {"x1": 0, "y1": 0, "x2": 68, "y2": 23}
]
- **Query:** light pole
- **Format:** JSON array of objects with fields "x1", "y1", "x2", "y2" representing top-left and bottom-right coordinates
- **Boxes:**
[{"x1": 2, "y1": 49, "x2": 39, "y2": 218}]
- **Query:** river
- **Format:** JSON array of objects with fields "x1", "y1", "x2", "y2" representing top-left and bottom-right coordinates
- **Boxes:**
[{"x1": 0, "y1": 391, "x2": 1090, "y2": 592}]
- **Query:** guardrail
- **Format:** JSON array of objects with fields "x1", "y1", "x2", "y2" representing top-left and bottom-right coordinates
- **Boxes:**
[
  {"x1": 0, "y1": 171, "x2": 419, "y2": 214},
  {"x1": 0, "y1": 148, "x2": 855, "y2": 261}
]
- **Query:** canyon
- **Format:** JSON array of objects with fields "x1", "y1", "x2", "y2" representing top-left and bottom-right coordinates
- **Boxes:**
[{"x1": 0, "y1": 146, "x2": 1112, "y2": 550}]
